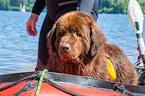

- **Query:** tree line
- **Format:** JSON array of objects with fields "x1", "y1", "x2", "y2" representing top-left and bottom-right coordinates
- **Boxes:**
[
  {"x1": 0, "y1": 0, "x2": 35, "y2": 11},
  {"x1": 0, "y1": 0, "x2": 145, "y2": 14},
  {"x1": 98, "y1": 0, "x2": 145, "y2": 13}
]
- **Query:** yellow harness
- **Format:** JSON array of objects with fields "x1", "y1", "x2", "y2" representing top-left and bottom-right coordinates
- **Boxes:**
[{"x1": 105, "y1": 54, "x2": 116, "y2": 81}]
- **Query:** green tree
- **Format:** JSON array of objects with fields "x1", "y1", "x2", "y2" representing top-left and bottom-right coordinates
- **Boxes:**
[
  {"x1": 8, "y1": 0, "x2": 35, "y2": 11},
  {"x1": 137, "y1": 0, "x2": 145, "y2": 13},
  {"x1": 113, "y1": 0, "x2": 126, "y2": 13},
  {"x1": 0, "y1": 0, "x2": 144, "y2": 13},
  {"x1": 0, "y1": 0, "x2": 10, "y2": 10},
  {"x1": 97, "y1": 0, "x2": 145, "y2": 14}
]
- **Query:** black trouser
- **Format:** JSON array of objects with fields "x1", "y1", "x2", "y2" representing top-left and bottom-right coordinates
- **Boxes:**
[
  {"x1": 37, "y1": 13, "x2": 54, "y2": 66},
  {"x1": 36, "y1": 0, "x2": 98, "y2": 70}
]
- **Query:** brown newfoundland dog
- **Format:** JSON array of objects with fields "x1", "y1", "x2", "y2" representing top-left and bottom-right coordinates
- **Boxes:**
[{"x1": 46, "y1": 11, "x2": 138, "y2": 84}]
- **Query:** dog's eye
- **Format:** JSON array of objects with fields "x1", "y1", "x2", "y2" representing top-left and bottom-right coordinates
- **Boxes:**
[
  {"x1": 76, "y1": 31, "x2": 82, "y2": 37},
  {"x1": 59, "y1": 32, "x2": 65, "y2": 36}
]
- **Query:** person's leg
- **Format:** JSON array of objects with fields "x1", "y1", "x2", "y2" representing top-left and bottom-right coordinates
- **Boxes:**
[
  {"x1": 78, "y1": 0, "x2": 98, "y2": 22},
  {"x1": 78, "y1": 0, "x2": 94, "y2": 14},
  {"x1": 36, "y1": 13, "x2": 54, "y2": 71},
  {"x1": 91, "y1": 0, "x2": 98, "y2": 22}
]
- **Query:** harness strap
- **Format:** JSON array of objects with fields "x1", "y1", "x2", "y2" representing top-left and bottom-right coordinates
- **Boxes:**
[{"x1": 105, "y1": 54, "x2": 116, "y2": 81}]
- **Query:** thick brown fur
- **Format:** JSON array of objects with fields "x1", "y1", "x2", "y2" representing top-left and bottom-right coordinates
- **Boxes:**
[{"x1": 46, "y1": 11, "x2": 138, "y2": 84}]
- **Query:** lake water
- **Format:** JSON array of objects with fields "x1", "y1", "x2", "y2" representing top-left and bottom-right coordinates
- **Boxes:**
[{"x1": 0, "y1": 11, "x2": 145, "y2": 75}]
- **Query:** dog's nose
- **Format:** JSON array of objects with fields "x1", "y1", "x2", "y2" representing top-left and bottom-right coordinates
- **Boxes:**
[{"x1": 61, "y1": 44, "x2": 71, "y2": 51}]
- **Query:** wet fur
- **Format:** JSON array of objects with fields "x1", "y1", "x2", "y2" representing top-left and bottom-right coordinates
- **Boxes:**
[{"x1": 46, "y1": 12, "x2": 138, "y2": 84}]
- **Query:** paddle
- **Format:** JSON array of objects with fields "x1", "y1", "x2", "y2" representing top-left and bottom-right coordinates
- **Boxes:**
[{"x1": 127, "y1": 0, "x2": 145, "y2": 67}]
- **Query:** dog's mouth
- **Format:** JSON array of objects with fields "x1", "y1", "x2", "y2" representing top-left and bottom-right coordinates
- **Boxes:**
[{"x1": 61, "y1": 55, "x2": 81, "y2": 64}]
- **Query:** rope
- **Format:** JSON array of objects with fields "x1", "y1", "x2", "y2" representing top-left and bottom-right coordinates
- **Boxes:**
[
  {"x1": 134, "y1": 58, "x2": 142, "y2": 64},
  {"x1": 0, "y1": 70, "x2": 84, "y2": 96},
  {"x1": 43, "y1": 77, "x2": 84, "y2": 96},
  {"x1": 113, "y1": 84, "x2": 135, "y2": 96},
  {"x1": 127, "y1": 52, "x2": 139, "y2": 56},
  {"x1": 0, "y1": 74, "x2": 38, "y2": 91},
  {"x1": 35, "y1": 69, "x2": 48, "y2": 96},
  {"x1": 35, "y1": 69, "x2": 84, "y2": 96}
]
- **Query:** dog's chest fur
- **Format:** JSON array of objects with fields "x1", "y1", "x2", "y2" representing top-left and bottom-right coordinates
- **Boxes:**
[{"x1": 46, "y1": 45, "x2": 110, "y2": 80}]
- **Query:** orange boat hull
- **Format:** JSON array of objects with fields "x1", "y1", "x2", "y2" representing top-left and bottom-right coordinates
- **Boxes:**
[{"x1": 0, "y1": 81, "x2": 122, "y2": 96}]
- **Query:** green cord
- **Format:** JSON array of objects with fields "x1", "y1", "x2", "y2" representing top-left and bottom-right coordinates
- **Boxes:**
[{"x1": 35, "y1": 69, "x2": 48, "y2": 96}]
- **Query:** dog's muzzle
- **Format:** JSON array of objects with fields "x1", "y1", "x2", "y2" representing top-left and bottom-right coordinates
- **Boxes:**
[{"x1": 59, "y1": 43, "x2": 82, "y2": 63}]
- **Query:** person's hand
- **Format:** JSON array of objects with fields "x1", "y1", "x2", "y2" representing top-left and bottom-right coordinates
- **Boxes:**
[{"x1": 26, "y1": 13, "x2": 39, "y2": 37}]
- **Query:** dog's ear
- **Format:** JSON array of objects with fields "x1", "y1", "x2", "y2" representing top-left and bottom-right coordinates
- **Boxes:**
[
  {"x1": 47, "y1": 23, "x2": 57, "y2": 53},
  {"x1": 90, "y1": 22, "x2": 106, "y2": 56}
]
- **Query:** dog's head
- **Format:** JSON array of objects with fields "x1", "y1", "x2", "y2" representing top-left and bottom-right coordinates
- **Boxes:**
[{"x1": 47, "y1": 11, "x2": 106, "y2": 64}]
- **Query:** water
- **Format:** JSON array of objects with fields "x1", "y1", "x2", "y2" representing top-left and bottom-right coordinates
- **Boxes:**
[
  {"x1": 0, "y1": 11, "x2": 145, "y2": 75},
  {"x1": 0, "y1": 11, "x2": 46, "y2": 75}
]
